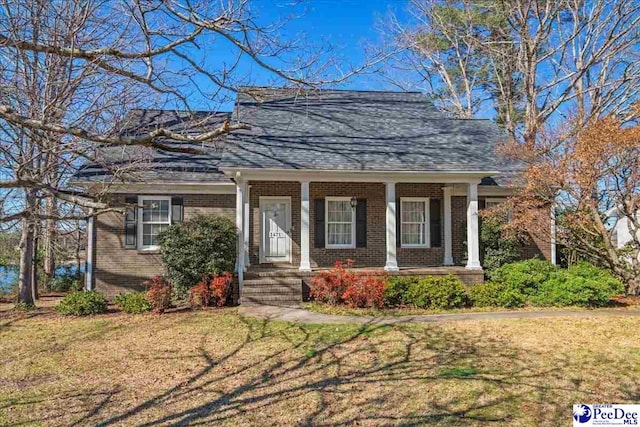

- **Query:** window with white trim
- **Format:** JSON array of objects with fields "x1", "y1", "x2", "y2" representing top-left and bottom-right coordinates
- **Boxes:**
[
  {"x1": 401, "y1": 197, "x2": 430, "y2": 247},
  {"x1": 139, "y1": 196, "x2": 171, "y2": 249},
  {"x1": 326, "y1": 197, "x2": 355, "y2": 248}
]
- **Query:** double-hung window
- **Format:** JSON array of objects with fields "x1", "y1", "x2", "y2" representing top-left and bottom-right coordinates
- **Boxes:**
[
  {"x1": 139, "y1": 196, "x2": 171, "y2": 250},
  {"x1": 326, "y1": 197, "x2": 355, "y2": 248},
  {"x1": 401, "y1": 197, "x2": 429, "y2": 247}
]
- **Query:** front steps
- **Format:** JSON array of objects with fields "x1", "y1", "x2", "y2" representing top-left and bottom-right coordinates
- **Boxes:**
[{"x1": 241, "y1": 274, "x2": 303, "y2": 307}]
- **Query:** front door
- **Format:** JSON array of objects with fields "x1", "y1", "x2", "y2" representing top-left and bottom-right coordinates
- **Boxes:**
[{"x1": 260, "y1": 197, "x2": 291, "y2": 263}]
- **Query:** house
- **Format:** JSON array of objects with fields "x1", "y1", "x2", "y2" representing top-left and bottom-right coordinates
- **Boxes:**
[
  {"x1": 606, "y1": 207, "x2": 639, "y2": 253},
  {"x1": 76, "y1": 87, "x2": 554, "y2": 305}
]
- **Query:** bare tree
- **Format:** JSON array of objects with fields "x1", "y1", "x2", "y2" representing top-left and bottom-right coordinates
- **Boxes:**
[
  {"x1": 1, "y1": 0, "x2": 385, "y2": 306},
  {"x1": 381, "y1": 0, "x2": 640, "y2": 142}
]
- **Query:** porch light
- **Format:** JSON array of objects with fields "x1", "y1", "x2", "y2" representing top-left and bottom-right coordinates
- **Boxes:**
[{"x1": 350, "y1": 196, "x2": 357, "y2": 209}]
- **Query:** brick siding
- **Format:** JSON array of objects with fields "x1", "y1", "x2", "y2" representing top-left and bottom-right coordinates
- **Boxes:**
[{"x1": 93, "y1": 193, "x2": 236, "y2": 298}]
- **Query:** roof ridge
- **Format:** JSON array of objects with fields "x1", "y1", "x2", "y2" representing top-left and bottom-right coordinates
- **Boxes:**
[{"x1": 236, "y1": 85, "x2": 423, "y2": 95}]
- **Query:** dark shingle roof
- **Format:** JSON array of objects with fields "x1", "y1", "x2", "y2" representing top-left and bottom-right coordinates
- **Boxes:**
[
  {"x1": 75, "y1": 88, "x2": 522, "y2": 187},
  {"x1": 74, "y1": 110, "x2": 233, "y2": 183},
  {"x1": 220, "y1": 88, "x2": 514, "y2": 173}
]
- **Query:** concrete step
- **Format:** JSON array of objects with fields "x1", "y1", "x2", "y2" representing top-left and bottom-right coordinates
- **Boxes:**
[
  {"x1": 242, "y1": 295, "x2": 302, "y2": 307},
  {"x1": 243, "y1": 278, "x2": 302, "y2": 287},
  {"x1": 245, "y1": 270, "x2": 311, "y2": 279},
  {"x1": 243, "y1": 285, "x2": 302, "y2": 295}
]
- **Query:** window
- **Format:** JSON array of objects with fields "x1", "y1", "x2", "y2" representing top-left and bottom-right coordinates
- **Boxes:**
[
  {"x1": 401, "y1": 198, "x2": 429, "y2": 247},
  {"x1": 484, "y1": 198, "x2": 511, "y2": 221},
  {"x1": 326, "y1": 197, "x2": 355, "y2": 248},
  {"x1": 139, "y1": 196, "x2": 171, "y2": 249}
]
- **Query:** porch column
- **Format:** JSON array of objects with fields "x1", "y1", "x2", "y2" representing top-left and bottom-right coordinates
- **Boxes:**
[
  {"x1": 243, "y1": 181, "x2": 250, "y2": 270},
  {"x1": 299, "y1": 181, "x2": 311, "y2": 271},
  {"x1": 466, "y1": 181, "x2": 481, "y2": 270},
  {"x1": 85, "y1": 212, "x2": 95, "y2": 291},
  {"x1": 443, "y1": 186, "x2": 454, "y2": 266},
  {"x1": 384, "y1": 181, "x2": 399, "y2": 271},
  {"x1": 235, "y1": 176, "x2": 244, "y2": 288}
]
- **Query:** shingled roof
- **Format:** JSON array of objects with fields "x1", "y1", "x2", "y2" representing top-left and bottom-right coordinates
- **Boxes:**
[
  {"x1": 221, "y1": 88, "x2": 516, "y2": 178},
  {"x1": 74, "y1": 109, "x2": 233, "y2": 183},
  {"x1": 75, "y1": 88, "x2": 521, "y2": 186}
]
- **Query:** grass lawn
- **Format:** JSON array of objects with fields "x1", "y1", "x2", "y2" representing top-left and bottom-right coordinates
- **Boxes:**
[
  {"x1": 1, "y1": 303, "x2": 639, "y2": 426},
  {"x1": 303, "y1": 300, "x2": 640, "y2": 317}
]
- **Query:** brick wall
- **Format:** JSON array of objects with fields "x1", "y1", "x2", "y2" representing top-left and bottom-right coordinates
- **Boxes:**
[{"x1": 94, "y1": 193, "x2": 235, "y2": 298}]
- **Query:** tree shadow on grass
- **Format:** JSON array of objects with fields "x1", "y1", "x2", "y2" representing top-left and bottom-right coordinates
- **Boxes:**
[{"x1": 49, "y1": 313, "x2": 639, "y2": 426}]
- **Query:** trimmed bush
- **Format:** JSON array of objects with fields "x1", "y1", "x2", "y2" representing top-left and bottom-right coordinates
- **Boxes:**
[
  {"x1": 342, "y1": 276, "x2": 386, "y2": 308},
  {"x1": 56, "y1": 291, "x2": 107, "y2": 316},
  {"x1": 188, "y1": 273, "x2": 233, "y2": 308},
  {"x1": 488, "y1": 259, "x2": 557, "y2": 296},
  {"x1": 145, "y1": 276, "x2": 172, "y2": 314},
  {"x1": 532, "y1": 263, "x2": 624, "y2": 307},
  {"x1": 383, "y1": 276, "x2": 419, "y2": 307},
  {"x1": 114, "y1": 292, "x2": 152, "y2": 314},
  {"x1": 406, "y1": 275, "x2": 467, "y2": 309},
  {"x1": 467, "y1": 281, "x2": 526, "y2": 308},
  {"x1": 158, "y1": 215, "x2": 236, "y2": 300},
  {"x1": 310, "y1": 259, "x2": 356, "y2": 305}
]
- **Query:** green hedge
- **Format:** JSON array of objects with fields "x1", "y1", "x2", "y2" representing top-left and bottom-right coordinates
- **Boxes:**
[
  {"x1": 56, "y1": 291, "x2": 107, "y2": 316},
  {"x1": 405, "y1": 275, "x2": 467, "y2": 309},
  {"x1": 467, "y1": 281, "x2": 526, "y2": 308},
  {"x1": 114, "y1": 292, "x2": 152, "y2": 314},
  {"x1": 158, "y1": 215, "x2": 236, "y2": 300},
  {"x1": 488, "y1": 259, "x2": 557, "y2": 296}
]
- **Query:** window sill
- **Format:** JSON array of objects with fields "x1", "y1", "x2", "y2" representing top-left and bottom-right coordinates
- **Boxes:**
[
  {"x1": 136, "y1": 249, "x2": 161, "y2": 255},
  {"x1": 325, "y1": 245, "x2": 357, "y2": 250},
  {"x1": 400, "y1": 245, "x2": 431, "y2": 249}
]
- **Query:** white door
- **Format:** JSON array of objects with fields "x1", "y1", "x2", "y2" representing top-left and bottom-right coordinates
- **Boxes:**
[{"x1": 260, "y1": 198, "x2": 291, "y2": 263}]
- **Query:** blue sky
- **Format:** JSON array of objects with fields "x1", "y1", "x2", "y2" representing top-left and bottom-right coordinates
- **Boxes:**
[{"x1": 182, "y1": 0, "x2": 411, "y2": 110}]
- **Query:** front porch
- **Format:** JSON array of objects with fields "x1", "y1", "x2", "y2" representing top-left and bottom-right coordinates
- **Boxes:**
[{"x1": 228, "y1": 170, "x2": 510, "y2": 305}]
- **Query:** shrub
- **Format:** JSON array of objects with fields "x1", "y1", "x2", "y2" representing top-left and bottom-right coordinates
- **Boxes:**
[
  {"x1": 145, "y1": 276, "x2": 172, "y2": 314},
  {"x1": 342, "y1": 276, "x2": 386, "y2": 308},
  {"x1": 532, "y1": 263, "x2": 624, "y2": 307},
  {"x1": 114, "y1": 292, "x2": 152, "y2": 314},
  {"x1": 310, "y1": 259, "x2": 356, "y2": 305},
  {"x1": 480, "y1": 216, "x2": 520, "y2": 272},
  {"x1": 188, "y1": 272, "x2": 233, "y2": 308},
  {"x1": 467, "y1": 281, "x2": 526, "y2": 308},
  {"x1": 48, "y1": 273, "x2": 83, "y2": 292},
  {"x1": 488, "y1": 259, "x2": 557, "y2": 296},
  {"x1": 158, "y1": 215, "x2": 236, "y2": 301},
  {"x1": 383, "y1": 276, "x2": 419, "y2": 307},
  {"x1": 56, "y1": 291, "x2": 107, "y2": 315},
  {"x1": 406, "y1": 275, "x2": 467, "y2": 309}
]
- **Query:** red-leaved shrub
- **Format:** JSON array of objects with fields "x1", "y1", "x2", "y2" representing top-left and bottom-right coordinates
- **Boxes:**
[
  {"x1": 145, "y1": 275, "x2": 172, "y2": 314},
  {"x1": 188, "y1": 272, "x2": 233, "y2": 308},
  {"x1": 342, "y1": 276, "x2": 387, "y2": 308},
  {"x1": 310, "y1": 259, "x2": 356, "y2": 304}
]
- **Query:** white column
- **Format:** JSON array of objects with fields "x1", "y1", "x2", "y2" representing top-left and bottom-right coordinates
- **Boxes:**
[
  {"x1": 466, "y1": 181, "x2": 481, "y2": 270},
  {"x1": 235, "y1": 177, "x2": 244, "y2": 288},
  {"x1": 384, "y1": 181, "x2": 399, "y2": 271},
  {"x1": 299, "y1": 181, "x2": 311, "y2": 271},
  {"x1": 443, "y1": 186, "x2": 454, "y2": 266},
  {"x1": 85, "y1": 213, "x2": 95, "y2": 291},
  {"x1": 243, "y1": 181, "x2": 250, "y2": 269}
]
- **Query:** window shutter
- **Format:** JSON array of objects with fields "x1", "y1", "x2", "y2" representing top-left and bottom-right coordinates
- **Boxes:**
[
  {"x1": 430, "y1": 198, "x2": 442, "y2": 248},
  {"x1": 396, "y1": 197, "x2": 401, "y2": 247},
  {"x1": 171, "y1": 197, "x2": 184, "y2": 223},
  {"x1": 355, "y1": 199, "x2": 367, "y2": 248},
  {"x1": 314, "y1": 199, "x2": 325, "y2": 248},
  {"x1": 124, "y1": 196, "x2": 137, "y2": 249}
]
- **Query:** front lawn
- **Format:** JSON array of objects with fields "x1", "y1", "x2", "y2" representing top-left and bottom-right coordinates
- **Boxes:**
[{"x1": 1, "y1": 306, "x2": 639, "y2": 425}]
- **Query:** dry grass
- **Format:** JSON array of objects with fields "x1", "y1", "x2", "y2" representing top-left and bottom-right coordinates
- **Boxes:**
[
  {"x1": 302, "y1": 301, "x2": 637, "y2": 317},
  {"x1": 1, "y1": 304, "x2": 639, "y2": 426}
]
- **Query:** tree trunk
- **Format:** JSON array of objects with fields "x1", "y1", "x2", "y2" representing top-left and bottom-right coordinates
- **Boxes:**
[
  {"x1": 32, "y1": 233, "x2": 39, "y2": 301},
  {"x1": 18, "y1": 218, "x2": 35, "y2": 306},
  {"x1": 43, "y1": 201, "x2": 56, "y2": 285}
]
